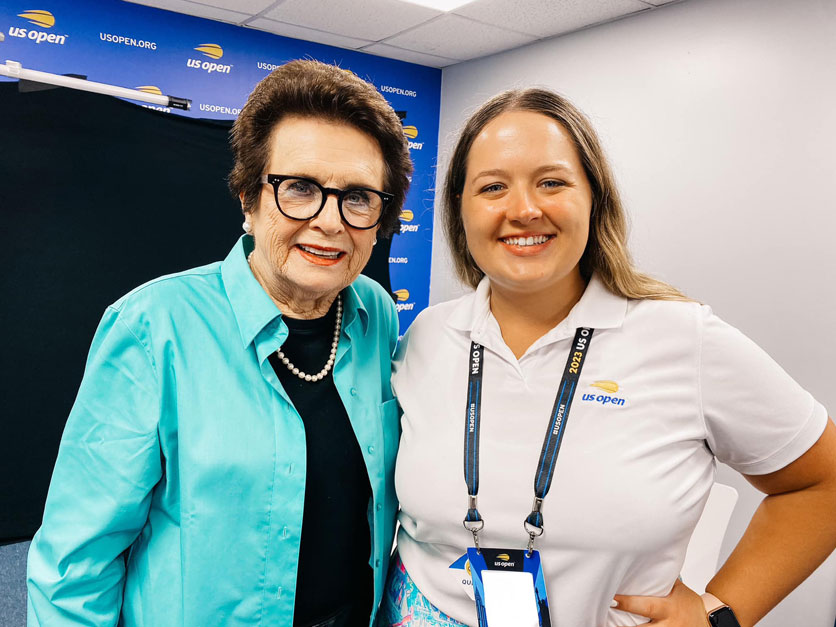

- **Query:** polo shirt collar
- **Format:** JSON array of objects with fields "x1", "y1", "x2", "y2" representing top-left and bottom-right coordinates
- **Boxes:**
[
  {"x1": 221, "y1": 235, "x2": 369, "y2": 349},
  {"x1": 447, "y1": 273, "x2": 628, "y2": 346}
]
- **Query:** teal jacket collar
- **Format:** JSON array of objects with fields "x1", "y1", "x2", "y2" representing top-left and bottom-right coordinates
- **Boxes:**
[{"x1": 221, "y1": 235, "x2": 370, "y2": 351}]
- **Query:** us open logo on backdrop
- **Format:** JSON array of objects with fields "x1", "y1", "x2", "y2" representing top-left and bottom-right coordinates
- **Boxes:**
[
  {"x1": 402, "y1": 125, "x2": 423, "y2": 150},
  {"x1": 581, "y1": 380, "x2": 627, "y2": 407},
  {"x1": 399, "y1": 209, "x2": 419, "y2": 234},
  {"x1": 393, "y1": 289, "x2": 414, "y2": 312},
  {"x1": 9, "y1": 10, "x2": 68, "y2": 45},
  {"x1": 186, "y1": 43, "x2": 232, "y2": 74},
  {"x1": 135, "y1": 86, "x2": 171, "y2": 113}
]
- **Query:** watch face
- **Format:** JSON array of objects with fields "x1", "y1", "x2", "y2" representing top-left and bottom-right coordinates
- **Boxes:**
[{"x1": 709, "y1": 606, "x2": 741, "y2": 627}]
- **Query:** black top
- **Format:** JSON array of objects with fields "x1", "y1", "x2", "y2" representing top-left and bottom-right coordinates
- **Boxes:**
[{"x1": 268, "y1": 299, "x2": 373, "y2": 627}]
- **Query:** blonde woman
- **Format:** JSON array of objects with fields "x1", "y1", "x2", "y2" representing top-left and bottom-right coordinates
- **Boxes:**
[{"x1": 378, "y1": 89, "x2": 836, "y2": 627}]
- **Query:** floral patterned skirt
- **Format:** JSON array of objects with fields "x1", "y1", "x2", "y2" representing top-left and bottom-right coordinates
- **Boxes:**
[{"x1": 376, "y1": 553, "x2": 469, "y2": 627}]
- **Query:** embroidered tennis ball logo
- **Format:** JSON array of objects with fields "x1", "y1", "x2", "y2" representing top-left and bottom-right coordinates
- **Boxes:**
[
  {"x1": 590, "y1": 380, "x2": 619, "y2": 394},
  {"x1": 18, "y1": 9, "x2": 55, "y2": 28},
  {"x1": 393, "y1": 289, "x2": 410, "y2": 302},
  {"x1": 399, "y1": 209, "x2": 414, "y2": 222},
  {"x1": 194, "y1": 43, "x2": 223, "y2": 59},
  {"x1": 496, "y1": 553, "x2": 511, "y2": 561},
  {"x1": 135, "y1": 86, "x2": 163, "y2": 96},
  {"x1": 402, "y1": 125, "x2": 418, "y2": 139}
]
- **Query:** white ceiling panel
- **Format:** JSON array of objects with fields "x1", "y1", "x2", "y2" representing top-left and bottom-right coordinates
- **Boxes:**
[
  {"x1": 246, "y1": 18, "x2": 374, "y2": 49},
  {"x1": 361, "y1": 42, "x2": 458, "y2": 67},
  {"x1": 384, "y1": 13, "x2": 537, "y2": 60},
  {"x1": 263, "y1": 0, "x2": 443, "y2": 41},
  {"x1": 124, "y1": 0, "x2": 692, "y2": 66},
  {"x1": 124, "y1": 0, "x2": 250, "y2": 24},
  {"x1": 453, "y1": 0, "x2": 650, "y2": 38},
  {"x1": 187, "y1": 0, "x2": 275, "y2": 13}
]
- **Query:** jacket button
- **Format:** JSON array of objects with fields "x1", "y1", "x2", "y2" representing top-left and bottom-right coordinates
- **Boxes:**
[
  {"x1": 375, "y1": 559, "x2": 381, "y2": 568},
  {"x1": 367, "y1": 445, "x2": 375, "y2": 454},
  {"x1": 350, "y1": 387, "x2": 358, "y2": 397},
  {"x1": 376, "y1": 503, "x2": 383, "y2": 511}
]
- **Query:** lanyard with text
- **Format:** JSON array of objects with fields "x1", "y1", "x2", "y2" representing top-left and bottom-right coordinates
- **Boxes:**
[{"x1": 463, "y1": 327, "x2": 594, "y2": 555}]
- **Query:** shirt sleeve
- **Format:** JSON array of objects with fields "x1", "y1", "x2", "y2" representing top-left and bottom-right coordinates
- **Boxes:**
[
  {"x1": 27, "y1": 306, "x2": 163, "y2": 626},
  {"x1": 698, "y1": 306, "x2": 828, "y2": 475}
]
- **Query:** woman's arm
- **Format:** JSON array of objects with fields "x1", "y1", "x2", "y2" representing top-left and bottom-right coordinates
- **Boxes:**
[
  {"x1": 27, "y1": 307, "x2": 163, "y2": 626},
  {"x1": 705, "y1": 417, "x2": 836, "y2": 626},
  {"x1": 614, "y1": 418, "x2": 836, "y2": 626}
]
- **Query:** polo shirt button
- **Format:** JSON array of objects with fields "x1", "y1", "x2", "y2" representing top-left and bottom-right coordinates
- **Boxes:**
[
  {"x1": 350, "y1": 387, "x2": 358, "y2": 397},
  {"x1": 376, "y1": 503, "x2": 383, "y2": 511},
  {"x1": 287, "y1": 463, "x2": 294, "y2": 475},
  {"x1": 277, "y1": 586, "x2": 282, "y2": 598},
  {"x1": 282, "y1": 526, "x2": 289, "y2": 539},
  {"x1": 367, "y1": 445, "x2": 375, "y2": 454}
]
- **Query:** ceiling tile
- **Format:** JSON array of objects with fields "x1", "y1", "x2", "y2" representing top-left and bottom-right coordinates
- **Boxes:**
[
  {"x1": 246, "y1": 17, "x2": 373, "y2": 49},
  {"x1": 453, "y1": 0, "x2": 649, "y2": 38},
  {"x1": 186, "y1": 0, "x2": 274, "y2": 13},
  {"x1": 124, "y1": 0, "x2": 251, "y2": 24},
  {"x1": 384, "y1": 13, "x2": 537, "y2": 60},
  {"x1": 360, "y1": 43, "x2": 457, "y2": 67},
  {"x1": 263, "y1": 0, "x2": 442, "y2": 41}
]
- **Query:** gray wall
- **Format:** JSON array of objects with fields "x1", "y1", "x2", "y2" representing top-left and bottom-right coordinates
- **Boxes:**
[{"x1": 431, "y1": 0, "x2": 836, "y2": 624}]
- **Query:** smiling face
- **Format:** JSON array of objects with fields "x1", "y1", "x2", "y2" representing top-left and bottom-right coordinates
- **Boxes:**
[
  {"x1": 461, "y1": 110, "x2": 593, "y2": 300},
  {"x1": 247, "y1": 115, "x2": 383, "y2": 313}
]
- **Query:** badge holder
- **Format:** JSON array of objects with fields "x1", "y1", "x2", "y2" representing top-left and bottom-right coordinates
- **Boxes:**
[
  {"x1": 458, "y1": 500, "x2": 552, "y2": 627},
  {"x1": 467, "y1": 547, "x2": 550, "y2": 627}
]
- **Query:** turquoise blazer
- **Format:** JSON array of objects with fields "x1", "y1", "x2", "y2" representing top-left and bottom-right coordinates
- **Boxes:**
[{"x1": 27, "y1": 235, "x2": 400, "y2": 626}]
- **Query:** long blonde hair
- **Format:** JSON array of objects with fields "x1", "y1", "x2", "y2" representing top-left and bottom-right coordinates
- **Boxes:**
[{"x1": 443, "y1": 88, "x2": 689, "y2": 301}]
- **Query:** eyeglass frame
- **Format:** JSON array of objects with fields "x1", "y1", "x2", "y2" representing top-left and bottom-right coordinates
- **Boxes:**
[{"x1": 259, "y1": 174, "x2": 394, "y2": 230}]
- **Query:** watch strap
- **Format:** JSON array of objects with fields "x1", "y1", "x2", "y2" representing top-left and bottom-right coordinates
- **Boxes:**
[{"x1": 701, "y1": 592, "x2": 726, "y2": 614}]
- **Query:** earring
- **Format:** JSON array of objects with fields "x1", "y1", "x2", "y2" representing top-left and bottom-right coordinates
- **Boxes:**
[{"x1": 242, "y1": 220, "x2": 252, "y2": 234}]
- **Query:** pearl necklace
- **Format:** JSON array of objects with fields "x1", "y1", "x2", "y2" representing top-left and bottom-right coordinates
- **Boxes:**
[
  {"x1": 247, "y1": 251, "x2": 342, "y2": 382},
  {"x1": 278, "y1": 296, "x2": 342, "y2": 382}
]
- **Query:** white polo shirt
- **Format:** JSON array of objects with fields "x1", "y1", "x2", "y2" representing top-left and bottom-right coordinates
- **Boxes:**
[{"x1": 391, "y1": 274, "x2": 828, "y2": 627}]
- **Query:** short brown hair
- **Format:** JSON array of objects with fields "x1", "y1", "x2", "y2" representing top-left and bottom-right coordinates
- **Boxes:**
[
  {"x1": 229, "y1": 59, "x2": 412, "y2": 238},
  {"x1": 443, "y1": 88, "x2": 687, "y2": 301}
]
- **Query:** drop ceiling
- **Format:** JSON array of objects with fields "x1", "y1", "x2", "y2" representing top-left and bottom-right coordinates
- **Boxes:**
[{"x1": 125, "y1": 0, "x2": 682, "y2": 68}]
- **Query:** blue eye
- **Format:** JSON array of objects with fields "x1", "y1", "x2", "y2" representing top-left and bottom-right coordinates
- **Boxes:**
[
  {"x1": 541, "y1": 179, "x2": 566, "y2": 189},
  {"x1": 481, "y1": 183, "x2": 504, "y2": 194}
]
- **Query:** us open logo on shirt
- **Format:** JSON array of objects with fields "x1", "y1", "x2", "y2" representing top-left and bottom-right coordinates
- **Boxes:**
[
  {"x1": 581, "y1": 380, "x2": 627, "y2": 407},
  {"x1": 9, "y1": 10, "x2": 68, "y2": 45},
  {"x1": 186, "y1": 43, "x2": 232, "y2": 74}
]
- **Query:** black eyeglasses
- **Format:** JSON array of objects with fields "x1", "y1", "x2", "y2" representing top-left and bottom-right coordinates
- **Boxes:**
[{"x1": 260, "y1": 174, "x2": 393, "y2": 230}]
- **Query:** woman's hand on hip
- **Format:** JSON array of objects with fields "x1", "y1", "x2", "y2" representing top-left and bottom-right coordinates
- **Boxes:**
[{"x1": 613, "y1": 579, "x2": 710, "y2": 626}]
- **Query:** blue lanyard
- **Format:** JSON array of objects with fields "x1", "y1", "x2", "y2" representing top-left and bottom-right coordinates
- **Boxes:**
[{"x1": 463, "y1": 327, "x2": 594, "y2": 552}]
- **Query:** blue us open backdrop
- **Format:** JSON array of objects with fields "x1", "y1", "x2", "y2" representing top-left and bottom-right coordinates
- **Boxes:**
[{"x1": 0, "y1": 0, "x2": 440, "y2": 332}]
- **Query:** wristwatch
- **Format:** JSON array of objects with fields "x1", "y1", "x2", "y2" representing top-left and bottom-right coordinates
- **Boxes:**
[{"x1": 702, "y1": 593, "x2": 741, "y2": 627}]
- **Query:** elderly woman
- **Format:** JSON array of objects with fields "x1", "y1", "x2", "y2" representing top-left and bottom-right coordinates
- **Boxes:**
[
  {"x1": 379, "y1": 89, "x2": 836, "y2": 627},
  {"x1": 27, "y1": 60, "x2": 410, "y2": 627}
]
